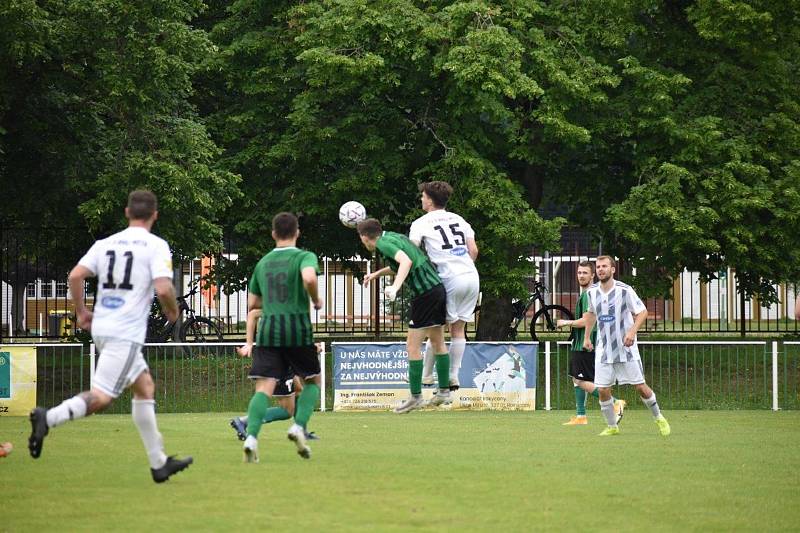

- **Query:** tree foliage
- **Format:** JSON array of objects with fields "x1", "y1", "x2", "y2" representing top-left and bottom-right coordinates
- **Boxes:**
[{"x1": 0, "y1": 0, "x2": 239, "y2": 261}]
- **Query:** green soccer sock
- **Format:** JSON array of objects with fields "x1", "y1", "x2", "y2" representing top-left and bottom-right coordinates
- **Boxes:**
[
  {"x1": 263, "y1": 406, "x2": 291, "y2": 424},
  {"x1": 575, "y1": 386, "x2": 587, "y2": 416},
  {"x1": 435, "y1": 353, "x2": 450, "y2": 390},
  {"x1": 294, "y1": 383, "x2": 319, "y2": 429},
  {"x1": 246, "y1": 392, "x2": 269, "y2": 438},
  {"x1": 409, "y1": 359, "x2": 423, "y2": 395},
  {"x1": 590, "y1": 388, "x2": 599, "y2": 399}
]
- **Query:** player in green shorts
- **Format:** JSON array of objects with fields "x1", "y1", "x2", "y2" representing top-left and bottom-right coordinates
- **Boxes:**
[
  {"x1": 358, "y1": 218, "x2": 452, "y2": 413},
  {"x1": 241, "y1": 212, "x2": 323, "y2": 463},
  {"x1": 558, "y1": 260, "x2": 625, "y2": 425}
]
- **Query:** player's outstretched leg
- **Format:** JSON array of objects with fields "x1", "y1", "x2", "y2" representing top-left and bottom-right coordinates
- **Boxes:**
[
  {"x1": 28, "y1": 407, "x2": 49, "y2": 458},
  {"x1": 231, "y1": 417, "x2": 248, "y2": 441},
  {"x1": 151, "y1": 456, "x2": 194, "y2": 483},
  {"x1": 637, "y1": 384, "x2": 670, "y2": 436}
]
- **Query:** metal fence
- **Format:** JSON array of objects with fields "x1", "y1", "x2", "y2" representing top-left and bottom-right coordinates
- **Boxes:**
[
  {"x1": 540, "y1": 341, "x2": 799, "y2": 411},
  {"x1": 3, "y1": 226, "x2": 800, "y2": 340},
  {"x1": 20, "y1": 340, "x2": 800, "y2": 413}
]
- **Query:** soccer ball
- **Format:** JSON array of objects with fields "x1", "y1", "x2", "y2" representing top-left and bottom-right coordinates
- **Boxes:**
[{"x1": 338, "y1": 201, "x2": 367, "y2": 228}]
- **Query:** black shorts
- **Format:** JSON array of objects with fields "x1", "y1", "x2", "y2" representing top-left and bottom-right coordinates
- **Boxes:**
[
  {"x1": 569, "y1": 350, "x2": 595, "y2": 382},
  {"x1": 248, "y1": 345, "x2": 320, "y2": 386},
  {"x1": 272, "y1": 372, "x2": 297, "y2": 397},
  {"x1": 409, "y1": 284, "x2": 447, "y2": 329}
]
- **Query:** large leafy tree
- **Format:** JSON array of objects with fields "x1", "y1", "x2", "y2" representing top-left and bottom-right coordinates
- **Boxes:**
[
  {"x1": 0, "y1": 0, "x2": 240, "y2": 259},
  {"x1": 202, "y1": 0, "x2": 680, "y2": 338},
  {"x1": 0, "y1": 0, "x2": 239, "y2": 332},
  {"x1": 598, "y1": 1, "x2": 800, "y2": 306}
]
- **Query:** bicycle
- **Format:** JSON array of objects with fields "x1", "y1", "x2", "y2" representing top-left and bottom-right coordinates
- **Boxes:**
[
  {"x1": 505, "y1": 280, "x2": 574, "y2": 341},
  {"x1": 146, "y1": 285, "x2": 224, "y2": 343}
]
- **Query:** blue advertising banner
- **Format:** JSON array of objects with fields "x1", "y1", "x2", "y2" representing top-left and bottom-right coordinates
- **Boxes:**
[{"x1": 332, "y1": 342, "x2": 537, "y2": 411}]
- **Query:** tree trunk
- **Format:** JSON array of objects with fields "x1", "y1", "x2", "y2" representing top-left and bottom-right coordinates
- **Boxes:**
[{"x1": 476, "y1": 293, "x2": 514, "y2": 341}]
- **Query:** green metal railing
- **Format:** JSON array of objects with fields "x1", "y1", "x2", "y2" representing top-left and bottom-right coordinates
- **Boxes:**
[
  {"x1": 28, "y1": 340, "x2": 798, "y2": 413},
  {"x1": 540, "y1": 341, "x2": 783, "y2": 411}
]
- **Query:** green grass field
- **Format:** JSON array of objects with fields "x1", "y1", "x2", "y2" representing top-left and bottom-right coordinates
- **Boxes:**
[{"x1": 2, "y1": 411, "x2": 799, "y2": 531}]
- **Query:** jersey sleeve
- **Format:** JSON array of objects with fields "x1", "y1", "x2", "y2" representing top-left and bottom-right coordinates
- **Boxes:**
[
  {"x1": 459, "y1": 216, "x2": 475, "y2": 240},
  {"x1": 408, "y1": 220, "x2": 424, "y2": 246},
  {"x1": 248, "y1": 262, "x2": 262, "y2": 296},
  {"x1": 627, "y1": 287, "x2": 647, "y2": 315},
  {"x1": 376, "y1": 236, "x2": 401, "y2": 262},
  {"x1": 300, "y1": 251, "x2": 320, "y2": 274},
  {"x1": 77, "y1": 242, "x2": 102, "y2": 276},
  {"x1": 150, "y1": 240, "x2": 173, "y2": 280},
  {"x1": 584, "y1": 289, "x2": 596, "y2": 314}
]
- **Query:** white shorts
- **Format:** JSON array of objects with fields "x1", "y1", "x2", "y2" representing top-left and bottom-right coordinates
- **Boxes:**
[
  {"x1": 93, "y1": 337, "x2": 149, "y2": 398},
  {"x1": 593, "y1": 358, "x2": 645, "y2": 388},
  {"x1": 443, "y1": 272, "x2": 480, "y2": 323}
]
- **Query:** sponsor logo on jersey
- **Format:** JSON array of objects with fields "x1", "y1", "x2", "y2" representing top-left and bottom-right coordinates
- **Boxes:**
[
  {"x1": 101, "y1": 296, "x2": 125, "y2": 309},
  {"x1": 449, "y1": 246, "x2": 467, "y2": 256},
  {"x1": 598, "y1": 314, "x2": 615, "y2": 322}
]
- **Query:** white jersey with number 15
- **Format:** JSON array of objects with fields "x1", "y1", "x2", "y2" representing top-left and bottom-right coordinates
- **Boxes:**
[
  {"x1": 78, "y1": 226, "x2": 173, "y2": 344},
  {"x1": 409, "y1": 210, "x2": 477, "y2": 280}
]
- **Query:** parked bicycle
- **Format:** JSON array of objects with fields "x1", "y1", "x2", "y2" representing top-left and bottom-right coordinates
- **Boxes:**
[
  {"x1": 146, "y1": 285, "x2": 224, "y2": 343},
  {"x1": 505, "y1": 280, "x2": 574, "y2": 341}
]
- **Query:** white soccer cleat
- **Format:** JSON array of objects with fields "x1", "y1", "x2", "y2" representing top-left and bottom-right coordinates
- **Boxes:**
[
  {"x1": 428, "y1": 390, "x2": 452, "y2": 407},
  {"x1": 287, "y1": 424, "x2": 311, "y2": 459},
  {"x1": 393, "y1": 396, "x2": 426, "y2": 414},
  {"x1": 243, "y1": 436, "x2": 259, "y2": 464}
]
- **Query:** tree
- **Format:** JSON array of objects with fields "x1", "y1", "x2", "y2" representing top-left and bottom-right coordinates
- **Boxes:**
[
  {"x1": 0, "y1": 0, "x2": 240, "y2": 333},
  {"x1": 600, "y1": 1, "x2": 800, "y2": 310},
  {"x1": 206, "y1": 1, "x2": 699, "y2": 338}
]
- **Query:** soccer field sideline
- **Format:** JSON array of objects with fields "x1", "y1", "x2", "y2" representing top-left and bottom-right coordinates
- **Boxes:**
[{"x1": 2, "y1": 410, "x2": 799, "y2": 532}]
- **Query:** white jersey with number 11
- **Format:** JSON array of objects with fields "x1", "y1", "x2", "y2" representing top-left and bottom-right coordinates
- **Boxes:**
[{"x1": 78, "y1": 226, "x2": 173, "y2": 344}]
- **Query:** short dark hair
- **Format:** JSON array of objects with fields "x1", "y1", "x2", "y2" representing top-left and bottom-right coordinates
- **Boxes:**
[
  {"x1": 595, "y1": 255, "x2": 616, "y2": 268},
  {"x1": 418, "y1": 181, "x2": 453, "y2": 208},
  {"x1": 357, "y1": 218, "x2": 383, "y2": 239},
  {"x1": 577, "y1": 260, "x2": 595, "y2": 273},
  {"x1": 127, "y1": 190, "x2": 157, "y2": 220},
  {"x1": 272, "y1": 212, "x2": 298, "y2": 240}
]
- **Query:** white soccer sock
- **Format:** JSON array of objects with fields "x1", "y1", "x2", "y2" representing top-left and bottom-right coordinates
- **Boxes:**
[
  {"x1": 642, "y1": 393, "x2": 661, "y2": 418},
  {"x1": 46, "y1": 395, "x2": 88, "y2": 428},
  {"x1": 449, "y1": 338, "x2": 467, "y2": 380},
  {"x1": 132, "y1": 399, "x2": 167, "y2": 470},
  {"x1": 600, "y1": 398, "x2": 617, "y2": 427},
  {"x1": 422, "y1": 340, "x2": 435, "y2": 379}
]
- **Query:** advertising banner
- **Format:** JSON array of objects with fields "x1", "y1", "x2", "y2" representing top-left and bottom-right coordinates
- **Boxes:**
[
  {"x1": 0, "y1": 345, "x2": 37, "y2": 416},
  {"x1": 332, "y1": 342, "x2": 537, "y2": 411}
]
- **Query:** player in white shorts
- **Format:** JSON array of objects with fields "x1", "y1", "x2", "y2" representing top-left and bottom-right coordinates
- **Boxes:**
[
  {"x1": 409, "y1": 181, "x2": 480, "y2": 390},
  {"x1": 582, "y1": 256, "x2": 670, "y2": 437},
  {"x1": 28, "y1": 190, "x2": 193, "y2": 482}
]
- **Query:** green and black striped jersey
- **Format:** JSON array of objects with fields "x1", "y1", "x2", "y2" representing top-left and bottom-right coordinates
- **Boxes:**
[
  {"x1": 376, "y1": 231, "x2": 442, "y2": 298},
  {"x1": 571, "y1": 290, "x2": 597, "y2": 352},
  {"x1": 248, "y1": 246, "x2": 320, "y2": 347}
]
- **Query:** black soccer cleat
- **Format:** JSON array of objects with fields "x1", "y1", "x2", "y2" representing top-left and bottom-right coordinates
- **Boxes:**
[
  {"x1": 230, "y1": 418, "x2": 247, "y2": 441},
  {"x1": 151, "y1": 455, "x2": 193, "y2": 483},
  {"x1": 28, "y1": 407, "x2": 49, "y2": 459},
  {"x1": 305, "y1": 431, "x2": 320, "y2": 441}
]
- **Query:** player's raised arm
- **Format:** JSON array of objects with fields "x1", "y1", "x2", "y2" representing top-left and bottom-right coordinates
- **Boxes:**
[{"x1": 384, "y1": 250, "x2": 412, "y2": 302}]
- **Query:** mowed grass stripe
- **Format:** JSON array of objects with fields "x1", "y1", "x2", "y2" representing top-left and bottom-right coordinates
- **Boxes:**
[{"x1": 1, "y1": 411, "x2": 798, "y2": 531}]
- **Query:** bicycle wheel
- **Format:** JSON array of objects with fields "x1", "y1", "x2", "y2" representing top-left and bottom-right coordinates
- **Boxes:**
[
  {"x1": 529, "y1": 305, "x2": 574, "y2": 341},
  {"x1": 178, "y1": 316, "x2": 223, "y2": 343}
]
